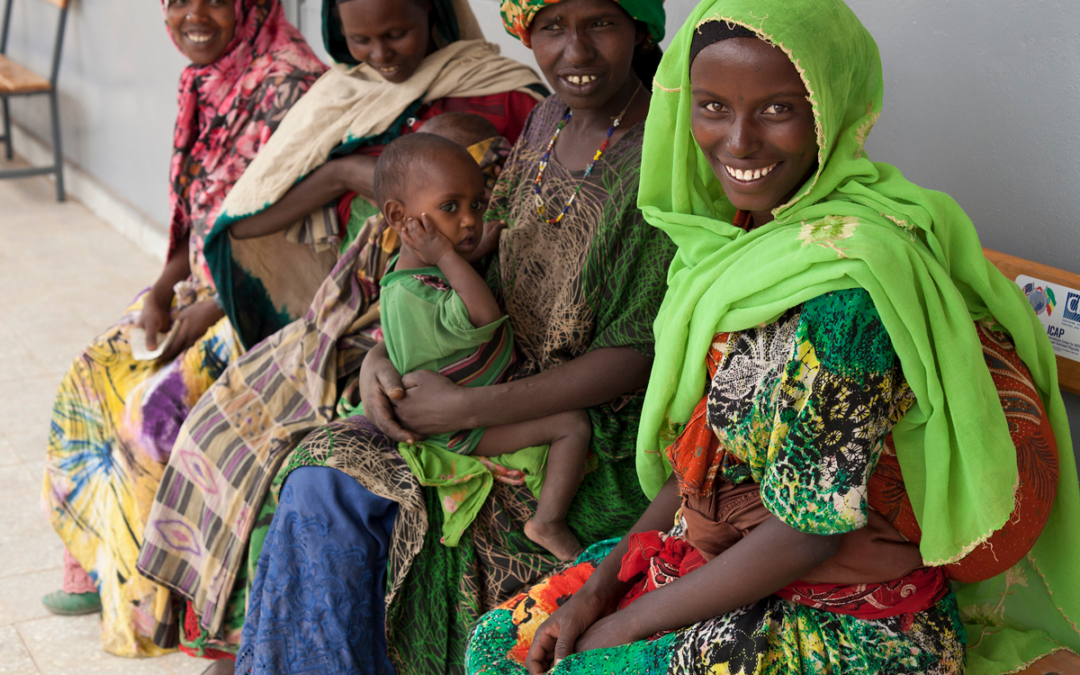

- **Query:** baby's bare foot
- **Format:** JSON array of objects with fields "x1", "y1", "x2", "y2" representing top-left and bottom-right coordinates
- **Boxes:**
[{"x1": 524, "y1": 518, "x2": 583, "y2": 562}]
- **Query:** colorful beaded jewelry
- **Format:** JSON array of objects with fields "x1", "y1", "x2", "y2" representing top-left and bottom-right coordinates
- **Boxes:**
[{"x1": 533, "y1": 84, "x2": 641, "y2": 224}]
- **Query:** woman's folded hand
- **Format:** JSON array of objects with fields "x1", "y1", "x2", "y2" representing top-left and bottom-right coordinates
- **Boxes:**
[
  {"x1": 525, "y1": 589, "x2": 608, "y2": 674},
  {"x1": 358, "y1": 341, "x2": 420, "y2": 443}
]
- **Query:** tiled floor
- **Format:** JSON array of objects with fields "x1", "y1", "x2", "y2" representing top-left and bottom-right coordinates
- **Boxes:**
[{"x1": 0, "y1": 163, "x2": 207, "y2": 674}]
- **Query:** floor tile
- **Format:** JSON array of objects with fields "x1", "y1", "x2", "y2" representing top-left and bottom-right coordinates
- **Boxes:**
[
  {"x1": 0, "y1": 625, "x2": 38, "y2": 675},
  {"x1": 16, "y1": 615, "x2": 200, "y2": 675},
  {"x1": 0, "y1": 569, "x2": 61, "y2": 627}
]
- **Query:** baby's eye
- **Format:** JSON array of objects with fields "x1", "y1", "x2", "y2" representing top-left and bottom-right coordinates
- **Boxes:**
[
  {"x1": 440, "y1": 202, "x2": 458, "y2": 213},
  {"x1": 471, "y1": 200, "x2": 484, "y2": 211}
]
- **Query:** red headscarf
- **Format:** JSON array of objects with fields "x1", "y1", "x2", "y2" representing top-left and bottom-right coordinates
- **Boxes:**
[{"x1": 164, "y1": 0, "x2": 326, "y2": 287}]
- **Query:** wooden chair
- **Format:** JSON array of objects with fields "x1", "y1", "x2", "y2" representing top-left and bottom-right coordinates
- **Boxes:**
[
  {"x1": 985, "y1": 248, "x2": 1080, "y2": 674},
  {"x1": 0, "y1": 0, "x2": 68, "y2": 200}
]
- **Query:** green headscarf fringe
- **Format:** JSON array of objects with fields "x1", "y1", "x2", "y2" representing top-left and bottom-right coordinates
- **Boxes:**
[{"x1": 636, "y1": 0, "x2": 1079, "y2": 671}]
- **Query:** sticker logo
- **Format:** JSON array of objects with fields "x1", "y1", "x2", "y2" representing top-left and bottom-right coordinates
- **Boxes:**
[
  {"x1": 1064, "y1": 291, "x2": 1080, "y2": 324},
  {"x1": 1023, "y1": 282, "x2": 1057, "y2": 316}
]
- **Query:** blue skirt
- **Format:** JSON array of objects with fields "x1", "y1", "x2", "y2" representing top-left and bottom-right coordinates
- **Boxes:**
[{"x1": 235, "y1": 466, "x2": 399, "y2": 675}]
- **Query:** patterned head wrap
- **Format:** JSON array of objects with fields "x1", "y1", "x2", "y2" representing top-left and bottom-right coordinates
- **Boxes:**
[
  {"x1": 163, "y1": 0, "x2": 326, "y2": 282},
  {"x1": 500, "y1": 0, "x2": 665, "y2": 47}
]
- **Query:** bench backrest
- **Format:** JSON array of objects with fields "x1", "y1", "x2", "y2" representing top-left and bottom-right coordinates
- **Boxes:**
[{"x1": 985, "y1": 248, "x2": 1080, "y2": 396}]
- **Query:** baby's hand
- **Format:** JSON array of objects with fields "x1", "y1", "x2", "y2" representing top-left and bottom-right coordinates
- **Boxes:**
[
  {"x1": 401, "y1": 213, "x2": 455, "y2": 266},
  {"x1": 467, "y1": 220, "x2": 506, "y2": 264}
]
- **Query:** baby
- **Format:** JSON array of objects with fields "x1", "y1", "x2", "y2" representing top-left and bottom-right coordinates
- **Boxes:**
[{"x1": 369, "y1": 129, "x2": 590, "y2": 561}]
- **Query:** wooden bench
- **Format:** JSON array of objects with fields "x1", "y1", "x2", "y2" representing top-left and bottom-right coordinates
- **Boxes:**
[
  {"x1": 985, "y1": 248, "x2": 1080, "y2": 674},
  {"x1": 985, "y1": 249, "x2": 1080, "y2": 396},
  {"x1": 0, "y1": 0, "x2": 69, "y2": 200}
]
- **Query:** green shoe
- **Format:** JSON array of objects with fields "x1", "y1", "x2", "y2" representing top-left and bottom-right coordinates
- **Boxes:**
[{"x1": 41, "y1": 590, "x2": 101, "y2": 616}]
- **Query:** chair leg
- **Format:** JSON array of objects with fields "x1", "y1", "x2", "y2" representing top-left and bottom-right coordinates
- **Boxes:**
[
  {"x1": 1, "y1": 97, "x2": 11, "y2": 161},
  {"x1": 49, "y1": 89, "x2": 64, "y2": 201}
]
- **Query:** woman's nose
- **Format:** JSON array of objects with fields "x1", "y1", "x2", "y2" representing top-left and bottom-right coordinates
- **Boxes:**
[
  {"x1": 563, "y1": 28, "x2": 595, "y2": 65},
  {"x1": 726, "y1": 115, "x2": 757, "y2": 157},
  {"x1": 186, "y1": 0, "x2": 210, "y2": 21}
]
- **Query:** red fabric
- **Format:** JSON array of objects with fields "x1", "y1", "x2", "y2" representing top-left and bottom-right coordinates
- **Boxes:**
[
  {"x1": 336, "y1": 90, "x2": 541, "y2": 225},
  {"x1": 616, "y1": 530, "x2": 947, "y2": 624},
  {"x1": 179, "y1": 599, "x2": 235, "y2": 661},
  {"x1": 775, "y1": 568, "x2": 949, "y2": 623},
  {"x1": 616, "y1": 531, "x2": 706, "y2": 611},
  {"x1": 164, "y1": 0, "x2": 327, "y2": 273}
]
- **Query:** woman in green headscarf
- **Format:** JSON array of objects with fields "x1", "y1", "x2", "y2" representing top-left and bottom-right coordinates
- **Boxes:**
[{"x1": 464, "y1": 0, "x2": 1079, "y2": 673}]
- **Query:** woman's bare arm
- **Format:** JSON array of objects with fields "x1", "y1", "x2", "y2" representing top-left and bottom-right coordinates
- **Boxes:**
[
  {"x1": 228, "y1": 154, "x2": 377, "y2": 240},
  {"x1": 396, "y1": 347, "x2": 652, "y2": 436},
  {"x1": 360, "y1": 342, "x2": 651, "y2": 443}
]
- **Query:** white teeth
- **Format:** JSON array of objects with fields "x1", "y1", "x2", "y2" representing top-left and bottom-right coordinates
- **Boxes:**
[
  {"x1": 566, "y1": 75, "x2": 596, "y2": 85},
  {"x1": 186, "y1": 33, "x2": 211, "y2": 43},
  {"x1": 725, "y1": 163, "x2": 777, "y2": 182}
]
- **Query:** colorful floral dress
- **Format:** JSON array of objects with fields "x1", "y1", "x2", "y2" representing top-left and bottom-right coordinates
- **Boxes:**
[
  {"x1": 465, "y1": 288, "x2": 967, "y2": 675},
  {"x1": 40, "y1": 0, "x2": 325, "y2": 657}
]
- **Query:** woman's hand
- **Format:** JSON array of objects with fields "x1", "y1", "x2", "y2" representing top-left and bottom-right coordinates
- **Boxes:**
[
  {"x1": 573, "y1": 609, "x2": 643, "y2": 654},
  {"x1": 137, "y1": 292, "x2": 173, "y2": 351},
  {"x1": 525, "y1": 590, "x2": 608, "y2": 675},
  {"x1": 358, "y1": 342, "x2": 420, "y2": 443},
  {"x1": 392, "y1": 369, "x2": 472, "y2": 436},
  {"x1": 159, "y1": 300, "x2": 224, "y2": 363}
]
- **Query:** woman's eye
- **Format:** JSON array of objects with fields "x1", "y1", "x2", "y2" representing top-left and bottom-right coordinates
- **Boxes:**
[
  {"x1": 349, "y1": 35, "x2": 369, "y2": 45},
  {"x1": 703, "y1": 102, "x2": 725, "y2": 113},
  {"x1": 388, "y1": 30, "x2": 406, "y2": 40},
  {"x1": 763, "y1": 104, "x2": 790, "y2": 115},
  {"x1": 440, "y1": 202, "x2": 458, "y2": 213},
  {"x1": 591, "y1": 20, "x2": 613, "y2": 28}
]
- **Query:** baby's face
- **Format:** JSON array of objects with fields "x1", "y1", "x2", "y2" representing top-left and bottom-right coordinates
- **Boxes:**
[{"x1": 405, "y1": 151, "x2": 488, "y2": 256}]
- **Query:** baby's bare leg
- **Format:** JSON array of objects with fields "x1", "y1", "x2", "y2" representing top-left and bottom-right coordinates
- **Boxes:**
[{"x1": 474, "y1": 410, "x2": 591, "y2": 561}]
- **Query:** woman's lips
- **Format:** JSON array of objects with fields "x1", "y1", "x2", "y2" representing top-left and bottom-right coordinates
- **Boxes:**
[
  {"x1": 723, "y1": 162, "x2": 779, "y2": 184},
  {"x1": 373, "y1": 64, "x2": 402, "y2": 76},
  {"x1": 184, "y1": 31, "x2": 216, "y2": 45},
  {"x1": 558, "y1": 72, "x2": 603, "y2": 96}
]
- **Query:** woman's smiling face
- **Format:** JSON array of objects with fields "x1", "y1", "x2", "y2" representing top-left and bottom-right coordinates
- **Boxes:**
[
  {"x1": 528, "y1": 0, "x2": 642, "y2": 110},
  {"x1": 337, "y1": 0, "x2": 433, "y2": 84},
  {"x1": 166, "y1": 0, "x2": 237, "y2": 66},
  {"x1": 689, "y1": 37, "x2": 818, "y2": 225}
]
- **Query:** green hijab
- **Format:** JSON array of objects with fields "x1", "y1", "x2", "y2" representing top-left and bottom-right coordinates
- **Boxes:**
[{"x1": 638, "y1": 0, "x2": 1079, "y2": 669}]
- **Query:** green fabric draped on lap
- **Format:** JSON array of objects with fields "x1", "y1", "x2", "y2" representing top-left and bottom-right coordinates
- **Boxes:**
[{"x1": 635, "y1": 0, "x2": 1079, "y2": 671}]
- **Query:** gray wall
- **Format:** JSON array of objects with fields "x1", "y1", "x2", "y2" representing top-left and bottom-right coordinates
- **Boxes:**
[
  {"x1": 4, "y1": 0, "x2": 187, "y2": 226},
  {"x1": 5, "y1": 0, "x2": 1079, "y2": 446}
]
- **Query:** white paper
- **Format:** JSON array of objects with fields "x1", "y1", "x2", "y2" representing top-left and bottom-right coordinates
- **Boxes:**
[{"x1": 1016, "y1": 274, "x2": 1080, "y2": 363}]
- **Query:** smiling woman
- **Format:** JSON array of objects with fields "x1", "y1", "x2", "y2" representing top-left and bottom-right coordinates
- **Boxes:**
[
  {"x1": 40, "y1": 0, "x2": 326, "y2": 659},
  {"x1": 165, "y1": 0, "x2": 238, "y2": 65}
]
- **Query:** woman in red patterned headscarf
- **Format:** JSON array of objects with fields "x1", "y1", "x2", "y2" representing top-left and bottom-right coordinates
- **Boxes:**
[{"x1": 39, "y1": 0, "x2": 324, "y2": 658}]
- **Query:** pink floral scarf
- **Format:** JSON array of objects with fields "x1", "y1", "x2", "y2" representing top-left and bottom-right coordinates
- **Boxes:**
[{"x1": 164, "y1": 0, "x2": 326, "y2": 288}]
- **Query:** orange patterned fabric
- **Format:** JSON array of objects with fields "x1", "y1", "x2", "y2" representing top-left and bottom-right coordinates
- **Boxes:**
[
  {"x1": 868, "y1": 321, "x2": 1059, "y2": 582},
  {"x1": 669, "y1": 320, "x2": 1057, "y2": 583}
]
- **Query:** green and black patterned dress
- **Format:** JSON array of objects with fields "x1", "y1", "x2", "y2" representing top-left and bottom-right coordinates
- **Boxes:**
[
  {"x1": 268, "y1": 94, "x2": 677, "y2": 674},
  {"x1": 466, "y1": 289, "x2": 966, "y2": 675}
]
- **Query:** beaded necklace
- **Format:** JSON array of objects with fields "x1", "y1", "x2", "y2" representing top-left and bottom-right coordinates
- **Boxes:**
[{"x1": 533, "y1": 83, "x2": 642, "y2": 224}]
